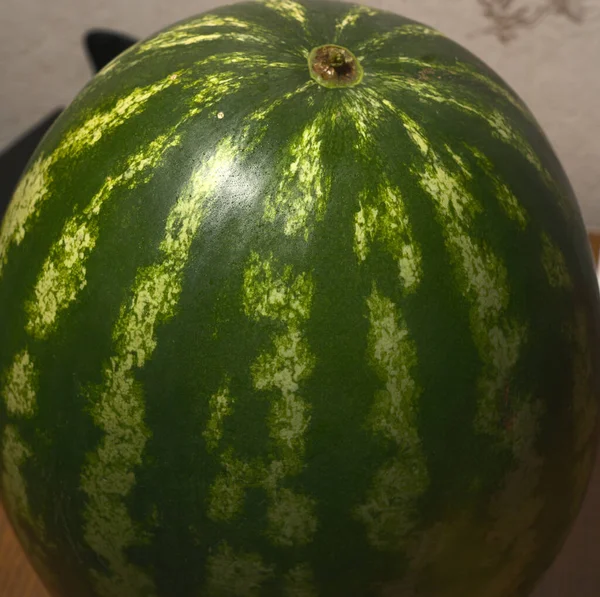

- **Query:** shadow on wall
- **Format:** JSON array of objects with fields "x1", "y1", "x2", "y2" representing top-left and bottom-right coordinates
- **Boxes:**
[{"x1": 473, "y1": 0, "x2": 585, "y2": 42}]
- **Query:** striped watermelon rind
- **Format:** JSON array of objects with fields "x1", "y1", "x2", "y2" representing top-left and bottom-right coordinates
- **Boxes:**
[{"x1": 1, "y1": 1, "x2": 599, "y2": 596}]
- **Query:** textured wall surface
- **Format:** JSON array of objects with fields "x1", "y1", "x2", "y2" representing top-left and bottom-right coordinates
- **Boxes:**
[{"x1": 1, "y1": 0, "x2": 599, "y2": 224}]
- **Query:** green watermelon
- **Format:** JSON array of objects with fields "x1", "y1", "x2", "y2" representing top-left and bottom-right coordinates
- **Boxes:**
[{"x1": 1, "y1": 0, "x2": 599, "y2": 595}]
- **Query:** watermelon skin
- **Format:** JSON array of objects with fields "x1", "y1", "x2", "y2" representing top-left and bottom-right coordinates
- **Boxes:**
[{"x1": 0, "y1": 0, "x2": 599, "y2": 595}]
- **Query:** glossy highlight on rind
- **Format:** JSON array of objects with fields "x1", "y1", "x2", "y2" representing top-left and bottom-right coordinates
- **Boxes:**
[{"x1": 0, "y1": 1, "x2": 598, "y2": 596}]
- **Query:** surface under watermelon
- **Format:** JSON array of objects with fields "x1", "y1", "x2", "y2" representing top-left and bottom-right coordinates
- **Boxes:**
[{"x1": 0, "y1": 1, "x2": 599, "y2": 596}]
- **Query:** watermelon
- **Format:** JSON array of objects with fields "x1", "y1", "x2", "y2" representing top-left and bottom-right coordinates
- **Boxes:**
[{"x1": 1, "y1": 0, "x2": 599, "y2": 595}]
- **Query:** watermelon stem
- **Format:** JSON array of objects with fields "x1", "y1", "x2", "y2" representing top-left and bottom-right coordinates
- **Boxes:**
[{"x1": 308, "y1": 44, "x2": 363, "y2": 88}]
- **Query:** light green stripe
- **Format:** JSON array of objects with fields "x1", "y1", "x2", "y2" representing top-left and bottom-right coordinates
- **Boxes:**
[
  {"x1": 26, "y1": 217, "x2": 96, "y2": 339},
  {"x1": 244, "y1": 82, "x2": 315, "y2": 145},
  {"x1": 99, "y1": 16, "x2": 258, "y2": 77},
  {"x1": 403, "y1": 117, "x2": 528, "y2": 447},
  {"x1": 208, "y1": 448, "x2": 262, "y2": 521},
  {"x1": 81, "y1": 378, "x2": 154, "y2": 596},
  {"x1": 243, "y1": 252, "x2": 317, "y2": 547},
  {"x1": 379, "y1": 73, "x2": 554, "y2": 190},
  {"x1": 1, "y1": 425, "x2": 40, "y2": 533},
  {"x1": 194, "y1": 52, "x2": 298, "y2": 71},
  {"x1": 264, "y1": 112, "x2": 330, "y2": 239},
  {"x1": 204, "y1": 84, "x2": 320, "y2": 539},
  {"x1": 420, "y1": 160, "x2": 524, "y2": 435},
  {"x1": 284, "y1": 563, "x2": 317, "y2": 597},
  {"x1": 1, "y1": 423, "x2": 59, "y2": 592},
  {"x1": 479, "y1": 396, "x2": 545, "y2": 597},
  {"x1": 540, "y1": 232, "x2": 572, "y2": 289},
  {"x1": 99, "y1": 21, "x2": 286, "y2": 81},
  {"x1": 80, "y1": 137, "x2": 237, "y2": 597},
  {"x1": 487, "y1": 110, "x2": 551, "y2": 185},
  {"x1": 143, "y1": 31, "x2": 269, "y2": 52},
  {"x1": 196, "y1": 52, "x2": 268, "y2": 69},
  {"x1": 2, "y1": 87, "x2": 224, "y2": 589},
  {"x1": 345, "y1": 87, "x2": 387, "y2": 151},
  {"x1": 206, "y1": 541, "x2": 274, "y2": 597},
  {"x1": 0, "y1": 74, "x2": 180, "y2": 279},
  {"x1": 1, "y1": 423, "x2": 59, "y2": 590},
  {"x1": 351, "y1": 106, "x2": 428, "y2": 550},
  {"x1": 401, "y1": 117, "x2": 548, "y2": 592},
  {"x1": 1, "y1": 351, "x2": 46, "y2": 550},
  {"x1": 445, "y1": 144, "x2": 472, "y2": 178},
  {"x1": 374, "y1": 56, "x2": 531, "y2": 119},
  {"x1": 206, "y1": 252, "x2": 318, "y2": 590},
  {"x1": 2, "y1": 349, "x2": 38, "y2": 416},
  {"x1": 25, "y1": 69, "x2": 240, "y2": 340},
  {"x1": 0, "y1": 156, "x2": 50, "y2": 277},
  {"x1": 243, "y1": 251, "x2": 314, "y2": 325},
  {"x1": 53, "y1": 75, "x2": 180, "y2": 160},
  {"x1": 203, "y1": 378, "x2": 234, "y2": 452},
  {"x1": 347, "y1": 97, "x2": 422, "y2": 291},
  {"x1": 334, "y1": 5, "x2": 378, "y2": 42},
  {"x1": 356, "y1": 24, "x2": 442, "y2": 52},
  {"x1": 466, "y1": 145, "x2": 528, "y2": 228},
  {"x1": 171, "y1": 15, "x2": 255, "y2": 32},
  {"x1": 262, "y1": 0, "x2": 308, "y2": 29},
  {"x1": 389, "y1": 106, "x2": 429, "y2": 154},
  {"x1": 95, "y1": 43, "x2": 139, "y2": 78},
  {"x1": 355, "y1": 285, "x2": 428, "y2": 549},
  {"x1": 137, "y1": 15, "x2": 273, "y2": 53},
  {"x1": 24, "y1": 134, "x2": 181, "y2": 341},
  {"x1": 354, "y1": 181, "x2": 422, "y2": 292},
  {"x1": 263, "y1": 487, "x2": 317, "y2": 547},
  {"x1": 187, "y1": 69, "x2": 270, "y2": 120}
]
